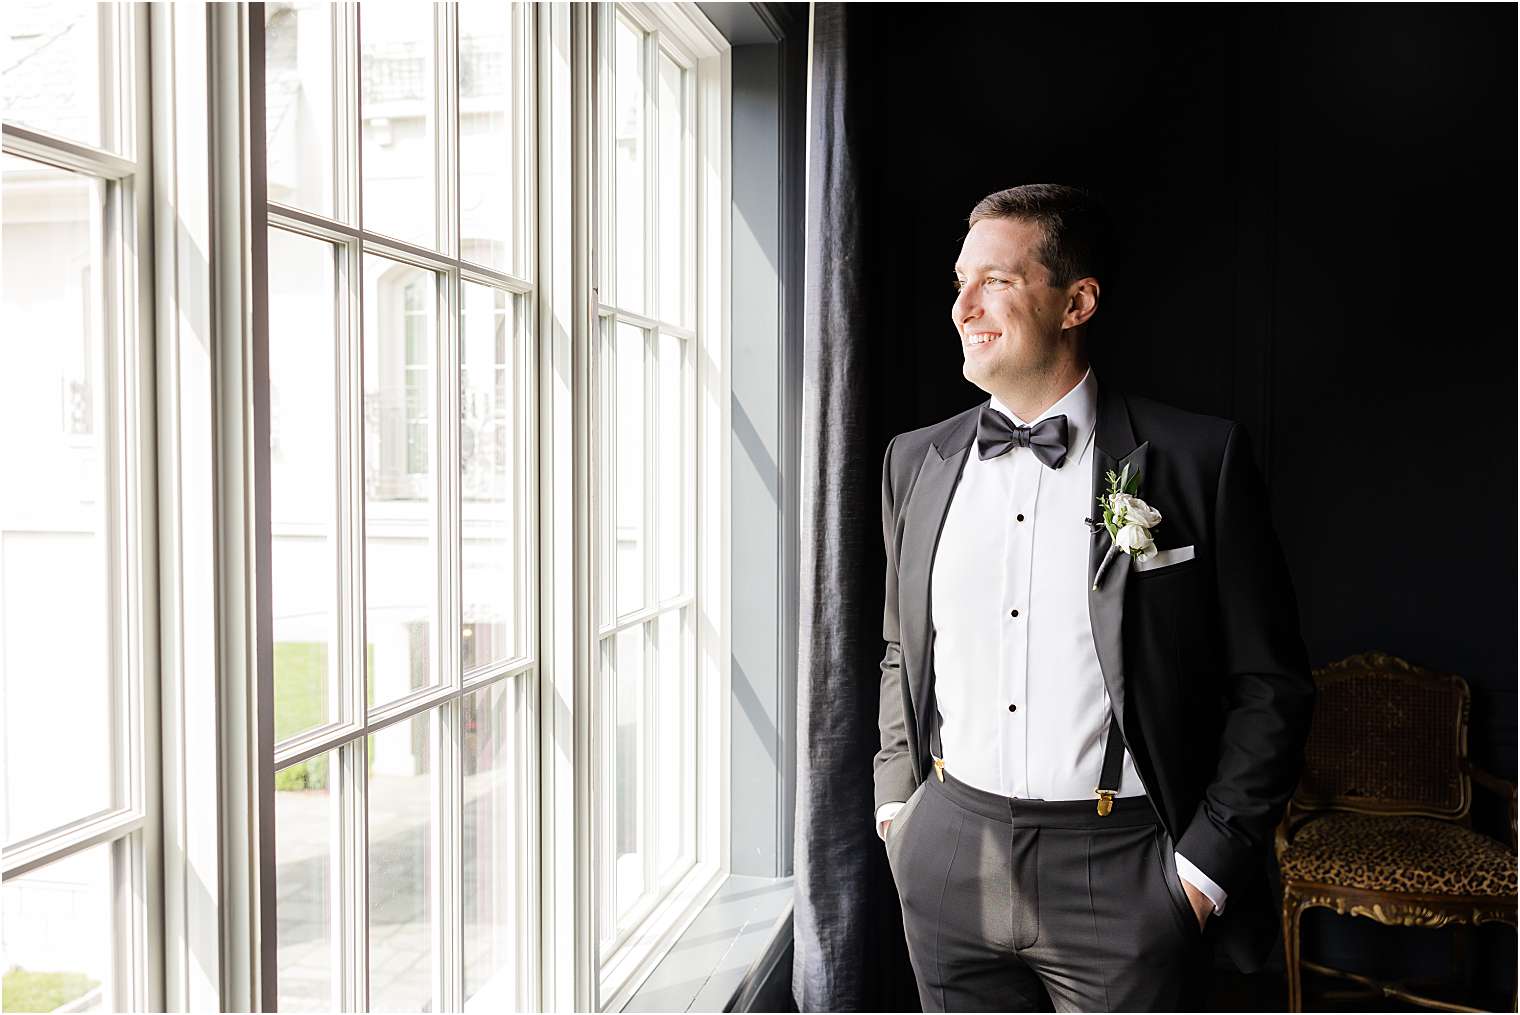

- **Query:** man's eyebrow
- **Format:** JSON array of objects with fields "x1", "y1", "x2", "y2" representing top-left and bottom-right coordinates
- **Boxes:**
[{"x1": 953, "y1": 263, "x2": 1024, "y2": 275}]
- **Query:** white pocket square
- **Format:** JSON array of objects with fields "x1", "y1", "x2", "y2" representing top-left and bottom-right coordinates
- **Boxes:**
[{"x1": 1133, "y1": 544, "x2": 1196, "y2": 572}]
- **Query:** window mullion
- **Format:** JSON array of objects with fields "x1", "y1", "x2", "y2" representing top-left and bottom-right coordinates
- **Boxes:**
[
  {"x1": 640, "y1": 327, "x2": 656, "y2": 897},
  {"x1": 342, "y1": 231, "x2": 366, "y2": 731},
  {"x1": 439, "y1": 273, "x2": 464, "y2": 1015},
  {"x1": 337, "y1": 3, "x2": 360, "y2": 228},
  {"x1": 341, "y1": 738, "x2": 370, "y2": 1012},
  {"x1": 437, "y1": 701, "x2": 462, "y2": 1014},
  {"x1": 643, "y1": 27, "x2": 657, "y2": 324},
  {"x1": 438, "y1": 1, "x2": 459, "y2": 260},
  {"x1": 337, "y1": 6, "x2": 366, "y2": 1008},
  {"x1": 599, "y1": 4, "x2": 612, "y2": 311}
]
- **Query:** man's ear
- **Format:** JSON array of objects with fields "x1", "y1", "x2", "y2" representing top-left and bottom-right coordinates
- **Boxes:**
[{"x1": 1065, "y1": 277, "x2": 1100, "y2": 329}]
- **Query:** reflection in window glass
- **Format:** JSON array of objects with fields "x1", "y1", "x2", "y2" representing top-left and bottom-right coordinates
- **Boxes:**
[
  {"x1": 614, "y1": 321, "x2": 645, "y2": 617},
  {"x1": 462, "y1": 283, "x2": 517, "y2": 671},
  {"x1": 656, "y1": 52, "x2": 686, "y2": 325},
  {"x1": 613, "y1": 15, "x2": 645, "y2": 312},
  {"x1": 654, "y1": 333, "x2": 685, "y2": 603},
  {"x1": 361, "y1": 3, "x2": 435, "y2": 247},
  {"x1": 462, "y1": 680, "x2": 527, "y2": 1010},
  {"x1": 459, "y1": 4, "x2": 517, "y2": 271},
  {"x1": 368, "y1": 712, "x2": 433, "y2": 1012},
  {"x1": 268, "y1": 228, "x2": 340, "y2": 742},
  {"x1": 1, "y1": 2, "x2": 115, "y2": 153},
  {"x1": 652, "y1": 609, "x2": 691, "y2": 882},
  {"x1": 265, "y1": 2, "x2": 336, "y2": 217},
  {"x1": 0, "y1": 840, "x2": 115, "y2": 1012},
  {"x1": 1, "y1": 155, "x2": 114, "y2": 844},
  {"x1": 275, "y1": 751, "x2": 336, "y2": 1013},
  {"x1": 363, "y1": 257, "x2": 437, "y2": 709},
  {"x1": 613, "y1": 624, "x2": 646, "y2": 924}
]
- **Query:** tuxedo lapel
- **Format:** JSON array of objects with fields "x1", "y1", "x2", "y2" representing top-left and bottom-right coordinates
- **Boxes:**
[
  {"x1": 898, "y1": 408, "x2": 979, "y2": 764},
  {"x1": 1087, "y1": 386, "x2": 1145, "y2": 741}
]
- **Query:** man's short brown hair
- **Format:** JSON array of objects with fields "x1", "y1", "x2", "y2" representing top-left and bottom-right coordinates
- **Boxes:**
[{"x1": 967, "y1": 184, "x2": 1111, "y2": 289}]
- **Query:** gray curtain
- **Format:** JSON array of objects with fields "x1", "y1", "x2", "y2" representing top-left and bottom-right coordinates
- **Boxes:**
[{"x1": 793, "y1": 6, "x2": 919, "y2": 1011}]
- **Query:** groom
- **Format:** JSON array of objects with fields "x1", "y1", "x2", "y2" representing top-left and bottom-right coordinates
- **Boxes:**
[{"x1": 874, "y1": 184, "x2": 1314, "y2": 1012}]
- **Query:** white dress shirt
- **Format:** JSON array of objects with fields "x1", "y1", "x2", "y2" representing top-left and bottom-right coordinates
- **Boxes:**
[{"x1": 876, "y1": 367, "x2": 1226, "y2": 915}]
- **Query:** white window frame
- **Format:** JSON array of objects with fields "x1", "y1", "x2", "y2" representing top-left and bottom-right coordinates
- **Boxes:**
[
  {"x1": 253, "y1": 4, "x2": 543, "y2": 1011},
  {"x1": 0, "y1": 3, "x2": 160, "y2": 1011},
  {"x1": 2, "y1": 5, "x2": 732, "y2": 1012},
  {"x1": 582, "y1": 3, "x2": 731, "y2": 1010}
]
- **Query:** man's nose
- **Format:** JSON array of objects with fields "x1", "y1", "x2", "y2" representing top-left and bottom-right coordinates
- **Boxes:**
[{"x1": 951, "y1": 286, "x2": 980, "y2": 327}]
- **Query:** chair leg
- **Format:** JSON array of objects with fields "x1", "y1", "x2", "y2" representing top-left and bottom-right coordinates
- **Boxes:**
[{"x1": 1282, "y1": 887, "x2": 1304, "y2": 1013}]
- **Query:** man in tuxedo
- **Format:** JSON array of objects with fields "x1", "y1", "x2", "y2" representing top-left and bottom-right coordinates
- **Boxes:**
[{"x1": 873, "y1": 184, "x2": 1315, "y2": 1012}]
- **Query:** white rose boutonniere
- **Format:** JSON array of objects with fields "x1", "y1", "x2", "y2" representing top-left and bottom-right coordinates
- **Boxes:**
[{"x1": 1092, "y1": 464, "x2": 1163, "y2": 590}]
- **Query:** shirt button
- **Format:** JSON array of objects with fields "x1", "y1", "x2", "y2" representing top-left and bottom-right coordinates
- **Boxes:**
[
  {"x1": 1008, "y1": 703, "x2": 1018, "y2": 712},
  {"x1": 1010, "y1": 608, "x2": 1020, "y2": 618},
  {"x1": 1016, "y1": 513, "x2": 1025, "y2": 522}
]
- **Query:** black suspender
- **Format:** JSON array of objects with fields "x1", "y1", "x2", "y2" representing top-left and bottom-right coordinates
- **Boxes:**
[{"x1": 1094, "y1": 709, "x2": 1125, "y2": 816}]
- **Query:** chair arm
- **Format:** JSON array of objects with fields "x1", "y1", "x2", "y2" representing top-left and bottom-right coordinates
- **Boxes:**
[
  {"x1": 1274, "y1": 807, "x2": 1292, "y2": 860},
  {"x1": 1469, "y1": 763, "x2": 1517, "y2": 851}
]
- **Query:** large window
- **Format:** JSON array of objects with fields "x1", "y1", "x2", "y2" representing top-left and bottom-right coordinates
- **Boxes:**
[
  {"x1": 262, "y1": 3, "x2": 535, "y2": 1010},
  {"x1": 5, "y1": 4, "x2": 734, "y2": 1013},
  {"x1": 592, "y1": 5, "x2": 727, "y2": 1006},
  {"x1": 0, "y1": 5, "x2": 157, "y2": 1012}
]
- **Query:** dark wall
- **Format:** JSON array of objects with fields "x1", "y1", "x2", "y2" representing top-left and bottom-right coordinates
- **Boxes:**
[
  {"x1": 863, "y1": 3, "x2": 1516, "y2": 772},
  {"x1": 854, "y1": 2, "x2": 1515, "y2": 998}
]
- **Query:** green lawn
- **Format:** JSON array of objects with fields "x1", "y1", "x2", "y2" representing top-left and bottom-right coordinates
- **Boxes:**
[
  {"x1": 274, "y1": 643, "x2": 375, "y2": 791},
  {"x1": 3, "y1": 967, "x2": 98, "y2": 1013}
]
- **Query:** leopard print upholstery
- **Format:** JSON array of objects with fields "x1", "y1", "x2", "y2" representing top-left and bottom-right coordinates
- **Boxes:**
[{"x1": 1280, "y1": 811, "x2": 1516, "y2": 897}]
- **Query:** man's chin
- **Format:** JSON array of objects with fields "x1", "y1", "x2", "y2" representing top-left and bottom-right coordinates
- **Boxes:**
[{"x1": 963, "y1": 361, "x2": 1009, "y2": 392}]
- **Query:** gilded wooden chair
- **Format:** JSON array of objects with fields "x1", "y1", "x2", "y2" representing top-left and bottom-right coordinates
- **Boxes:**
[{"x1": 1275, "y1": 650, "x2": 1517, "y2": 1012}]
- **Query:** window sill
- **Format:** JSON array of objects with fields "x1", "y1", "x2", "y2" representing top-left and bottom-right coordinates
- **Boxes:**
[{"x1": 622, "y1": 874, "x2": 793, "y2": 1012}]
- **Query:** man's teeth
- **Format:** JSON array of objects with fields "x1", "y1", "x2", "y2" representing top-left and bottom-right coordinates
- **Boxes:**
[{"x1": 968, "y1": 334, "x2": 998, "y2": 345}]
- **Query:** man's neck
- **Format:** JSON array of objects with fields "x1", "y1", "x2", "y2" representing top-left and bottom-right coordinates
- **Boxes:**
[{"x1": 989, "y1": 360, "x2": 1090, "y2": 423}]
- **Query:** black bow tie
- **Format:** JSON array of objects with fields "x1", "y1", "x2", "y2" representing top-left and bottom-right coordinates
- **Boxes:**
[{"x1": 976, "y1": 406, "x2": 1070, "y2": 469}]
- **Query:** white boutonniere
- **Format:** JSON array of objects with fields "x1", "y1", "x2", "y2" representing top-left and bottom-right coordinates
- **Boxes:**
[{"x1": 1092, "y1": 464, "x2": 1163, "y2": 590}]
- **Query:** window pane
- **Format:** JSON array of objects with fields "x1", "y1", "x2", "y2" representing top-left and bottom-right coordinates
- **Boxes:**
[
  {"x1": 363, "y1": 257, "x2": 438, "y2": 710},
  {"x1": 275, "y1": 750, "x2": 336, "y2": 1013},
  {"x1": 462, "y1": 283, "x2": 518, "y2": 671},
  {"x1": 654, "y1": 333, "x2": 684, "y2": 603},
  {"x1": 612, "y1": 623, "x2": 645, "y2": 923},
  {"x1": 2, "y1": 2, "x2": 116, "y2": 153},
  {"x1": 652, "y1": 609, "x2": 688, "y2": 881},
  {"x1": 612, "y1": 15, "x2": 645, "y2": 312},
  {"x1": 656, "y1": 52, "x2": 685, "y2": 325},
  {"x1": 459, "y1": 4, "x2": 517, "y2": 272},
  {"x1": 368, "y1": 711, "x2": 434, "y2": 1013},
  {"x1": 265, "y1": 2, "x2": 336, "y2": 218},
  {"x1": 1, "y1": 155, "x2": 114, "y2": 843},
  {"x1": 269, "y1": 229, "x2": 340, "y2": 742},
  {"x1": 462, "y1": 680, "x2": 527, "y2": 1010},
  {"x1": 361, "y1": 3, "x2": 436, "y2": 247},
  {"x1": 613, "y1": 321, "x2": 645, "y2": 617},
  {"x1": 1, "y1": 840, "x2": 116, "y2": 1012}
]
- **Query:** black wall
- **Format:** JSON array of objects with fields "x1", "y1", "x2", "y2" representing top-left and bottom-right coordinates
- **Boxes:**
[{"x1": 853, "y1": 2, "x2": 1515, "y2": 998}]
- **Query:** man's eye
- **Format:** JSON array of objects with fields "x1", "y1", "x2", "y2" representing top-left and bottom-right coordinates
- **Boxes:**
[
  {"x1": 985, "y1": 277, "x2": 1006, "y2": 286},
  {"x1": 952, "y1": 279, "x2": 965, "y2": 292}
]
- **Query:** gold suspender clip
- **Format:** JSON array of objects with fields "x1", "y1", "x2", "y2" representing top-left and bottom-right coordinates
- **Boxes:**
[
  {"x1": 933, "y1": 756, "x2": 946, "y2": 783},
  {"x1": 1095, "y1": 788, "x2": 1115, "y2": 816}
]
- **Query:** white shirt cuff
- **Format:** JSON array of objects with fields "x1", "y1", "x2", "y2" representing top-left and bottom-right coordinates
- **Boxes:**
[
  {"x1": 1175, "y1": 852, "x2": 1227, "y2": 916},
  {"x1": 875, "y1": 801, "x2": 906, "y2": 841}
]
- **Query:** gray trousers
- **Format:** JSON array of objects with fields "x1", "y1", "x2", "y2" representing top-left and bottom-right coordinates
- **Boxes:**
[{"x1": 885, "y1": 770, "x2": 1205, "y2": 1013}]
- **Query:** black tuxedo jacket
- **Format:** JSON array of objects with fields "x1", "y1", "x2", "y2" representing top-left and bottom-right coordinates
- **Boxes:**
[{"x1": 873, "y1": 381, "x2": 1315, "y2": 972}]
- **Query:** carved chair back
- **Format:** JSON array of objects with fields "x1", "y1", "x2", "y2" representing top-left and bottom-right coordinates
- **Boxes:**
[{"x1": 1291, "y1": 650, "x2": 1471, "y2": 825}]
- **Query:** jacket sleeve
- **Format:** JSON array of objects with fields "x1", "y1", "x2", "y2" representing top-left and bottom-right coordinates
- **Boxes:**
[
  {"x1": 873, "y1": 435, "x2": 918, "y2": 810},
  {"x1": 1176, "y1": 423, "x2": 1316, "y2": 895}
]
